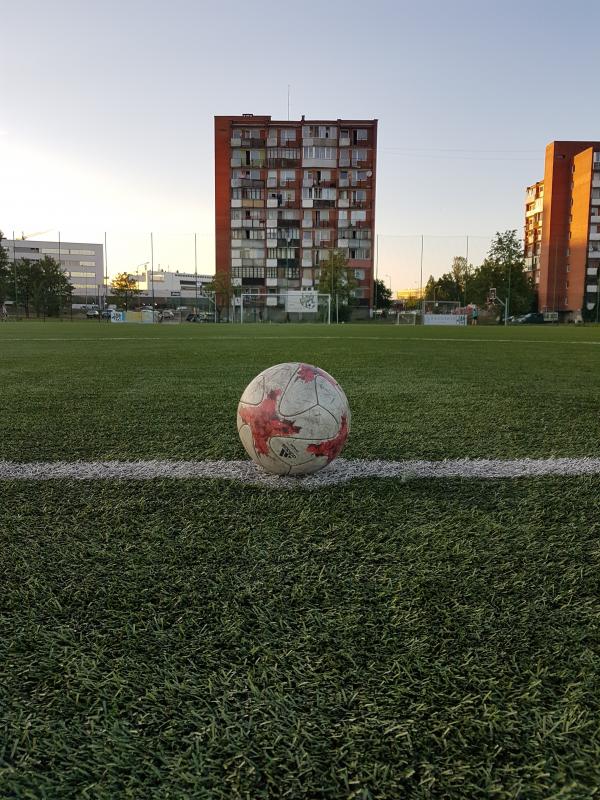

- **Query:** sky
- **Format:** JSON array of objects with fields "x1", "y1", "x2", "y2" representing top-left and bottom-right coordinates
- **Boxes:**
[{"x1": 1, "y1": 0, "x2": 599, "y2": 291}]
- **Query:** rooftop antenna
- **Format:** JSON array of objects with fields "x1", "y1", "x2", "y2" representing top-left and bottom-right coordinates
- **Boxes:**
[{"x1": 287, "y1": 84, "x2": 291, "y2": 121}]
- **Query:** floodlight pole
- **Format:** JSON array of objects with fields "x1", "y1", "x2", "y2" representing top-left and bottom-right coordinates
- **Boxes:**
[
  {"x1": 327, "y1": 293, "x2": 331, "y2": 324},
  {"x1": 104, "y1": 231, "x2": 108, "y2": 310},
  {"x1": 374, "y1": 233, "x2": 379, "y2": 315},
  {"x1": 194, "y1": 233, "x2": 198, "y2": 314},
  {"x1": 150, "y1": 232, "x2": 155, "y2": 320},
  {"x1": 419, "y1": 234, "x2": 424, "y2": 319},
  {"x1": 11, "y1": 230, "x2": 18, "y2": 317},
  {"x1": 464, "y1": 235, "x2": 469, "y2": 308}
]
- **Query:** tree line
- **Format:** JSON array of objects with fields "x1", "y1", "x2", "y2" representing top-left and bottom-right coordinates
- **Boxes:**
[
  {"x1": 0, "y1": 232, "x2": 73, "y2": 317},
  {"x1": 423, "y1": 231, "x2": 534, "y2": 316},
  {"x1": 1, "y1": 229, "x2": 535, "y2": 320}
]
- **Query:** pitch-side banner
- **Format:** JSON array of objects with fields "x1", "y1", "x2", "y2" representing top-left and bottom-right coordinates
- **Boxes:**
[
  {"x1": 424, "y1": 314, "x2": 467, "y2": 326},
  {"x1": 285, "y1": 291, "x2": 318, "y2": 313}
]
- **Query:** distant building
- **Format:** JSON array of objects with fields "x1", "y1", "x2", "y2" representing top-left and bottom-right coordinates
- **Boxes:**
[
  {"x1": 525, "y1": 142, "x2": 600, "y2": 318},
  {"x1": 128, "y1": 269, "x2": 213, "y2": 302},
  {"x1": 1, "y1": 238, "x2": 104, "y2": 303},
  {"x1": 214, "y1": 114, "x2": 377, "y2": 313}
]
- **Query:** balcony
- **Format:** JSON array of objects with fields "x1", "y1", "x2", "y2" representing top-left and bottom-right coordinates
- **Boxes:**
[
  {"x1": 267, "y1": 158, "x2": 301, "y2": 169},
  {"x1": 230, "y1": 137, "x2": 266, "y2": 147},
  {"x1": 339, "y1": 137, "x2": 350, "y2": 147}
]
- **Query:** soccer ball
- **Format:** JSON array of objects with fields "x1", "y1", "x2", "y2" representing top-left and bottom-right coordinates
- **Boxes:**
[{"x1": 237, "y1": 362, "x2": 350, "y2": 476}]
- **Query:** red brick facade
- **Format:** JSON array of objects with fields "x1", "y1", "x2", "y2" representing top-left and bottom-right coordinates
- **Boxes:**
[{"x1": 526, "y1": 141, "x2": 600, "y2": 316}]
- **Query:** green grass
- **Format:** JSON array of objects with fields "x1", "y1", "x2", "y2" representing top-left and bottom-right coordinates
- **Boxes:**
[{"x1": 1, "y1": 322, "x2": 600, "y2": 798}]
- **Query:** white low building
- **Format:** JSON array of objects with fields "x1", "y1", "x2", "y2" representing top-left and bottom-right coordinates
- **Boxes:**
[
  {"x1": 1, "y1": 238, "x2": 104, "y2": 303},
  {"x1": 129, "y1": 269, "x2": 214, "y2": 301}
]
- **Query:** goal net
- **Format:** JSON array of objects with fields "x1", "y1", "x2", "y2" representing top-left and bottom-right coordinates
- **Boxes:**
[{"x1": 237, "y1": 292, "x2": 332, "y2": 324}]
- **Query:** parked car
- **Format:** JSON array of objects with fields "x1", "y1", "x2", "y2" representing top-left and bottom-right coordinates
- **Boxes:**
[
  {"x1": 159, "y1": 310, "x2": 175, "y2": 321},
  {"x1": 100, "y1": 309, "x2": 113, "y2": 319},
  {"x1": 186, "y1": 312, "x2": 211, "y2": 323},
  {"x1": 511, "y1": 312, "x2": 545, "y2": 324},
  {"x1": 86, "y1": 308, "x2": 100, "y2": 318}
]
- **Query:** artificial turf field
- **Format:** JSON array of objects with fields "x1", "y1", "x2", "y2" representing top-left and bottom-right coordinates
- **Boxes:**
[{"x1": 1, "y1": 321, "x2": 600, "y2": 799}]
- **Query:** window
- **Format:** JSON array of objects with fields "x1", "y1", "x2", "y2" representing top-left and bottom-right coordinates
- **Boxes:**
[
  {"x1": 267, "y1": 247, "x2": 297, "y2": 259},
  {"x1": 353, "y1": 129, "x2": 368, "y2": 143},
  {"x1": 281, "y1": 128, "x2": 296, "y2": 143},
  {"x1": 352, "y1": 148, "x2": 368, "y2": 163},
  {"x1": 267, "y1": 148, "x2": 300, "y2": 160},
  {"x1": 302, "y1": 146, "x2": 336, "y2": 160},
  {"x1": 352, "y1": 190, "x2": 367, "y2": 202},
  {"x1": 281, "y1": 169, "x2": 295, "y2": 183},
  {"x1": 348, "y1": 247, "x2": 371, "y2": 260}
]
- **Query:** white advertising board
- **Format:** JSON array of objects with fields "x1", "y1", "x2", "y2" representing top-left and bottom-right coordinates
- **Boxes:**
[
  {"x1": 110, "y1": 311, "x2": 125, "y2": 323},
  {"x1": 285, "y1": 291, "x2": 318, "y2": 313},
  {"x1": 424, "y1": 314, "x2": 467, "y2": 326}
]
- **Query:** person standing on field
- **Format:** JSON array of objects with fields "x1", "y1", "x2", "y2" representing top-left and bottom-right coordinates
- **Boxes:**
[{"x1": 471, "y1": 305, "x2": 479, "y2": 326}]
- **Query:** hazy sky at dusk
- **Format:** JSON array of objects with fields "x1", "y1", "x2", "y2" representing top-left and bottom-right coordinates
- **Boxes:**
[{"x1": 1, "y1": 0, "x2": 599, "y2": 289}]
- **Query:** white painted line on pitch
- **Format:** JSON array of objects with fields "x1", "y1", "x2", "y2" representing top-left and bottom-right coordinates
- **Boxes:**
[
  {"x1": 1, "y1": 457, "x2": 600, "y2": 488},
  {"x1": 2, "y1": 335, "x2": 600, "y2": 345}
]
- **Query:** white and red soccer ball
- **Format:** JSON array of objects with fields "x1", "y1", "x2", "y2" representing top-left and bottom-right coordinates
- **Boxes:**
[{"x1": 237, "y1": 362, "x2": 350, "y2": 475}]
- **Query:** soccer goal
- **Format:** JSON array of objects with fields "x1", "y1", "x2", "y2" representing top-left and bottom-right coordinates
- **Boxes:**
[
  {"x1": 237, "y1": 292, "x2": 332, "y2": 324},
  {"x1": 394, "y1": 311, "x2": 418, "y2": 325}
]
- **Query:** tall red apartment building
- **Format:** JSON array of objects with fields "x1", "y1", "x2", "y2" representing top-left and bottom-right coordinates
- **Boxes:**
[
  {"x1": 215, "y1": 115, "x2": 377, "y2": 313},
  {"x1": 525, "y1": 141, "x2": 600, "y2": 318}
]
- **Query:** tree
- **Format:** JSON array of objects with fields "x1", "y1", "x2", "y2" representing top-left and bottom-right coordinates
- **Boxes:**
[
  {"x1": 39, "y1": 256, "x2": 73, "y2": 316},
  {"x1": 0, "y1": 231, "x2": 10, "y2": 306},
  {"x1": 15, "y1": 256, "x2": 72, "y2": 318},
  {"x1": 468, "y1": 230, "x2": 534, "y2": 318},
  {"x1": 317, "y1": 249, "x2": 357, "y2": 322},
  {"x1": 205, "y1": 271, "x2": 234, "y2": 322},
  {"x1": 424, "y1": 274, "x2": 437, "y2": 300},
  {"x1": 373, "y1": 278, "x2": 392, "y2": 312},
  {"x1": 111, "y1": 273, "x2": 140, "y2": 310}
]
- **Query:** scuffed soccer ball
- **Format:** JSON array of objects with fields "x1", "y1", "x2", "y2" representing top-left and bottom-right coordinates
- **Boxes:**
[{"x1": 237, "y1": 362, "x2": 350, "y2": 476}]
